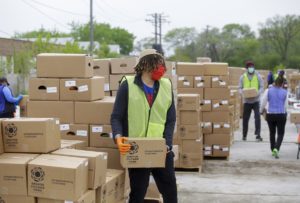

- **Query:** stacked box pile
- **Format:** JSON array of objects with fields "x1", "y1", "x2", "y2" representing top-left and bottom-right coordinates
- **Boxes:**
[
  {"x1": 175, "y1": 62, "x2": 205, "y2": 168},
  {"x1": 201, "y1": 63, "x2": 232, "y2": 158},
  {"x1": 228, "y1": 67, "x2": 245, "y2": 86},
  {"x1": 257, "y1": 70, "x2": 269, "y2": 89},
  {"x1": 0, "y1": 117, "x2": 118, "y2": 203},
  {"x1": 229, "y1": 88, "x2": 241, "y2": 133},
  {"x1": 288, "y1": 73, "x2": 300, "y2": 94},
  {"x1": 22, "y1": 53, "x2": 127, "y2": 202}
]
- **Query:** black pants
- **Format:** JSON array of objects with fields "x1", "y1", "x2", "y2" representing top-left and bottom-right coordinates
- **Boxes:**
[
  {"x1": 0, "y1": 111, "x2": 14, "y2": 118},
  {"x1": 243, "y1": 102, "x2": 261, "y2": 138},
  {"x1": 266, "y1": 113, "x2": 287, "y2": 151},
  {"x1": 128, "y1": 152, "x2": 177, "y2": 203}
]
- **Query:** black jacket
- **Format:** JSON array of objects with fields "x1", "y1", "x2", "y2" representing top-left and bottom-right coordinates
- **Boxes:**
[{"x1": 110, "y1": 74, "x2": 176, "y2": 148}]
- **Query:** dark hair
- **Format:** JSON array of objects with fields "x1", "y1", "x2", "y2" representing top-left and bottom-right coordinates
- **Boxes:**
[
  {"x1": 275, "y1": 75, "x2": 284, "y2": 87},
  {"x1": 134, "y1": 54, "x2": 166, "y2": 74}
]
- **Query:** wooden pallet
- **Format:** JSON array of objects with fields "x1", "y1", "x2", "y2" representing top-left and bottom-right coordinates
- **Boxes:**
[
  {"x1": 204, "y1": 156, "x2": 229, "y2": 161},
  {"x1": 175, "y1": 166, "x2": 202, "y2": 174}
]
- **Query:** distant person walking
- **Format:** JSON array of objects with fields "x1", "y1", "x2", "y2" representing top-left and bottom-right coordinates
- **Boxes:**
[
  {"x1": 260, "y1": 75, "x2": 288, "y2": 159},
  {"x1": 0, "y1": 77, "x2": 23, "y2": 118},
  {"x1": 239, "y1": 61, "x2": 264, "y2": 141}
]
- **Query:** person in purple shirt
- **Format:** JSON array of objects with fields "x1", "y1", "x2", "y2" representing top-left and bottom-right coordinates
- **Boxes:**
[
  {"x1": 0, "y1": 77, "x2": 23, "y2": 118},
  {"x1": 260, "y1": 75, "x2": 288, "y2": 159}
]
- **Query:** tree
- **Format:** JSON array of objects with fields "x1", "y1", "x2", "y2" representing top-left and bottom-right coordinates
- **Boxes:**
[
  {"x1": 259, "y1": 15, "x2": 300, "y2": 64},
  {"x1": 15, "y1": 27, "x2": 69, "y2": 38},
  {"x1": 70, "y1": 22, "x2": 135, "y2": 55},
  {"x1": 164, "y1": 27, "x2": 197, "y2": 48},
  {"x1": 134, "y1": 37, "x2": 155, "y2": 53}
]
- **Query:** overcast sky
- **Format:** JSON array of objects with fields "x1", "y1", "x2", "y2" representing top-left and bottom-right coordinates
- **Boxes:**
[{"x1": 1, "y1": 0, "x2": 300, "y2": 42}]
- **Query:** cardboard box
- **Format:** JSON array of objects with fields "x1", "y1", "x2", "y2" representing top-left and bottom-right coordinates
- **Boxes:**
[
  {"x1": 75, "y1": 97, "x2": 115, "y2": 124},
  {"x1": 290, "y1": 112, "x2": 300, "y2": 123},
  {"x1": 121, "y1": 138, "x2": 166, "y2": 168},
  {"x1": 213, "y1": 145, "x2": 230, "y2": 157},
  {"x1": 60, "y1": 124, "x2": 89, "y2": 145},
  {"x1": 202, "y1": 111, "x2": 230, "y2": 122},
  {"x1": 204, "y1": 88, "x2": 230, "y2": 99},
  {"x1": 93, "y1": 59, "x2": 110, "y2": 76},
  {"x1": 52, "y1": 149, "x2": 107, "y2": 189},
  {"x1": 180, "y1": 139, "x2": 203, "y2": 168},
  {"x1": 211, "y1": 76, "x2": 229, "y2": 88},
  {"x1": 213, "y1": 123, "x2": 231, "y2": 134},
  {"x1": 176, "y1": 62, "x2": 204, "y2": 76},
  {"x1": 203, "y1": 63, "x2": 228, "y2": 76},
  {"x1": 177, "y1": 94, "x2": 200, "y2": 111},
  {"x1": 200, "y1": 100, "x2": 212, "y2": 112},
  {"x1": 0, "y1": 153, "x2": 38, "y2": 195},
  {"x1": 38, "y1": 190, "x2": 95, "y2": 203},
  {"x1": 179, "y1": 110, "x2": 200, "y2": 125},
  {"x1": 105, "y1": 91, "x2": 111, "y2": 96},
  {"x1": 37, "y1": 53, "x2": 93, "y2": 78},
  {"x1": 28, "y1": 101, "x2": 74, "y2": 123},
  {"x1": 2, "y1": 118, "x2": 60, "y2": 153},
  {"x1": 193, "y1": 76, "x2": 211, "y2": 88},
  {"x1": 165, "y1": 61, "x2": 174, "y2": 76},
  {"x1": 109, "y1": 74, "x2": 134, "y2": 91},
  {"x1": 89, "y1": 125, "x2": 116, "y2": 148},
  {"x1": 85, "y1": 147, "x2": 123, "y2": 170},
  {"x1": 19, "y1": 95, "x2": 29, "y2": 117},
  {"x1": 29, "y1": 78, "x2": 60, "y2": 100},
  {"x1": 177, "y1": 124, "x2": 202, "y2": 140},
  {"x1": 0, "y1": 195, "x2": 36, "y2": 203},
  {"x1": 110, "y1": 57, "x2": 137, "y2": 74},
  {"x1": 202, "y1": 122, "x2": 212, "y2": 134},
  {"x1": 96, "y1": 169, "x2": 125, "y2": 203},
  {"x1": 177, "y1": 88, "x2": 204, "y2": 99},
  {"x1": 60, "y1": 139, "x2": 87, "y2": 150},
  {"x1": 212, "y1": 100, "x2": 229, "y2": 111},
  {"x1": 242, "y1": 88, "x2": 258, "y2": 98},
  {"x1": 197, "y1": 57, "x2": 211, "y2": 63},
  {"x1": 204, "y1": 134, "x2": 231, "y2": 146},
  {"x1": 172, "y1": 145, "x2": 179, "y2": 162},
  {"x1": 0, "y1": 120, "x2": 3, "y2": 154},
  {"x1": 103, "y1": 76, "x2": 110, "y2": 92},
  {"x1": 177, "y1": 76, "x2": 194, "y2": 88},
  {"x1": 60, "y1": 77, "x2": 105, "y2": 101},
  {"x1": 28, "y1": 154, "x2": 88, "y2": 201}
]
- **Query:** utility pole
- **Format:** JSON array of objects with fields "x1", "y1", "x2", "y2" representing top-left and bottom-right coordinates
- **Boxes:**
[
  {"x1": 90, "y1": 0, "x2": 94, "y2": 55},
  {"x1": 146, "y1": 13, "x2": 169, "y2": 55}
]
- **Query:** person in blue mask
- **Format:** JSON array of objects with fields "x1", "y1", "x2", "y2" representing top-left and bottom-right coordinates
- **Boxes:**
[
  {"x1": 0, "y1": 77, "x2": 23, "y2": 118},
  {"x1": 260, "y1": 75, "x2": 287, "y2": 159},
  {"x1": 239, "y1": 61, "x2": 264, "y2": 142}
]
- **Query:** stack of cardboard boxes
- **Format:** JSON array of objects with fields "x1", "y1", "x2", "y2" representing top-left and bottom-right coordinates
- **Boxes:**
[
  {"x1": 0, "y1": 117, "x2": 115, "y2": 203},
  {"x1": 200, "y1": 63, "x2": 232, "y2": 158},
  {"x1": 22, "y1": 53, "x2": 128, "y2": 202},
  {"x1": 175, "y1": 62, "x2": 205, "y2": 169}
]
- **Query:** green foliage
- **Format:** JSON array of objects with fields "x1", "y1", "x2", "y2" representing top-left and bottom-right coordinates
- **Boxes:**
[
  {"x1": 164, "y1": 15, "x2": 300, "y2": 70},
  {"x1": 96, "y1": 43, "x2": 120, "y2": 58},
  {"x1": 15, "y1": 27, "x2": 70, "y2": 38},
  {"x1": 70, "y1": 22, "x2": 135, "y2": 55}
]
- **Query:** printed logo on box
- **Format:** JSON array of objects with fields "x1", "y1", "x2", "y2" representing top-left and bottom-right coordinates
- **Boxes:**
[
  {"x1": 31, "y1": 167, "x2": 45, "y2": 182},
  {"x1": 4, "y1": 123, "x2": 17, "y2": 138},
  {"x1": 129, "y1": 142, "x2": 139, "y2": 155}
]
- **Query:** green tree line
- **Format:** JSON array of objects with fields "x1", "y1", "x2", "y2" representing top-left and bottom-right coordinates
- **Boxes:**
[{"x1": 163, "y1": 15, "x2": 300, "y2": 70}]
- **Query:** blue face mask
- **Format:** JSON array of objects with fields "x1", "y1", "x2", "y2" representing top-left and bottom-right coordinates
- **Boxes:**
[{"x1": 248, "y1": 67, "x2": 255, "y2": 74}]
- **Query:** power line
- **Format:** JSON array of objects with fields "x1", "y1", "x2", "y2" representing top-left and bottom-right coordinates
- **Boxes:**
[
  {"x1": 30, "y1": 0, "x2": 89, "y2": 17},
  {"x1": 21, "y1": 0, "x2": 70, "y2": 30},
  {"x1": 100, "y1": 0, "x2": 144, "y2": 22},
  {"x1": 0, "y1": 30, "x2": 12, "y2": 37},
  {"x1": 146, "y1": 13, "x2": 170, "y2": 46}
]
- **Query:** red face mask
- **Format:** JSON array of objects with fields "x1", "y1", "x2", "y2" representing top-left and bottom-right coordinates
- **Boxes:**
[{"x1": 151, "y1": 64, "x2": 166, "y2": 81}]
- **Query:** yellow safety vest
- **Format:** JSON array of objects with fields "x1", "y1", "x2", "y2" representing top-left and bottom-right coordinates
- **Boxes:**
[
  {"x1": 124, "y1": 76, "x2": 172, "y2": 138},
  {"x1": 243, "y1": 73, "x2": 259, "y2": 91}
]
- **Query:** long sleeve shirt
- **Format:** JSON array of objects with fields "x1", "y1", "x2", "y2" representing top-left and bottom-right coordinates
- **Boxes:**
[
  {"x1": 3, "y1": 86, "x2": 21, "y2": 104},
  {"x1": 239, "y1": 71, "x2": 264, "y2": 104},
  {"x1": 110, "y1": 75, "x2": 176, "y2": 148}
]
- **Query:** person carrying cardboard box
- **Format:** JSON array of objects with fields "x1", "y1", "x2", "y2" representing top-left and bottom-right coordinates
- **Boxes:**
[
  {"x1": 239, "y1": 61, "x2": 264, "y2": 141},
  {"x1": 111, "y1": 49, "x2": 177, "y2": 203}
]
